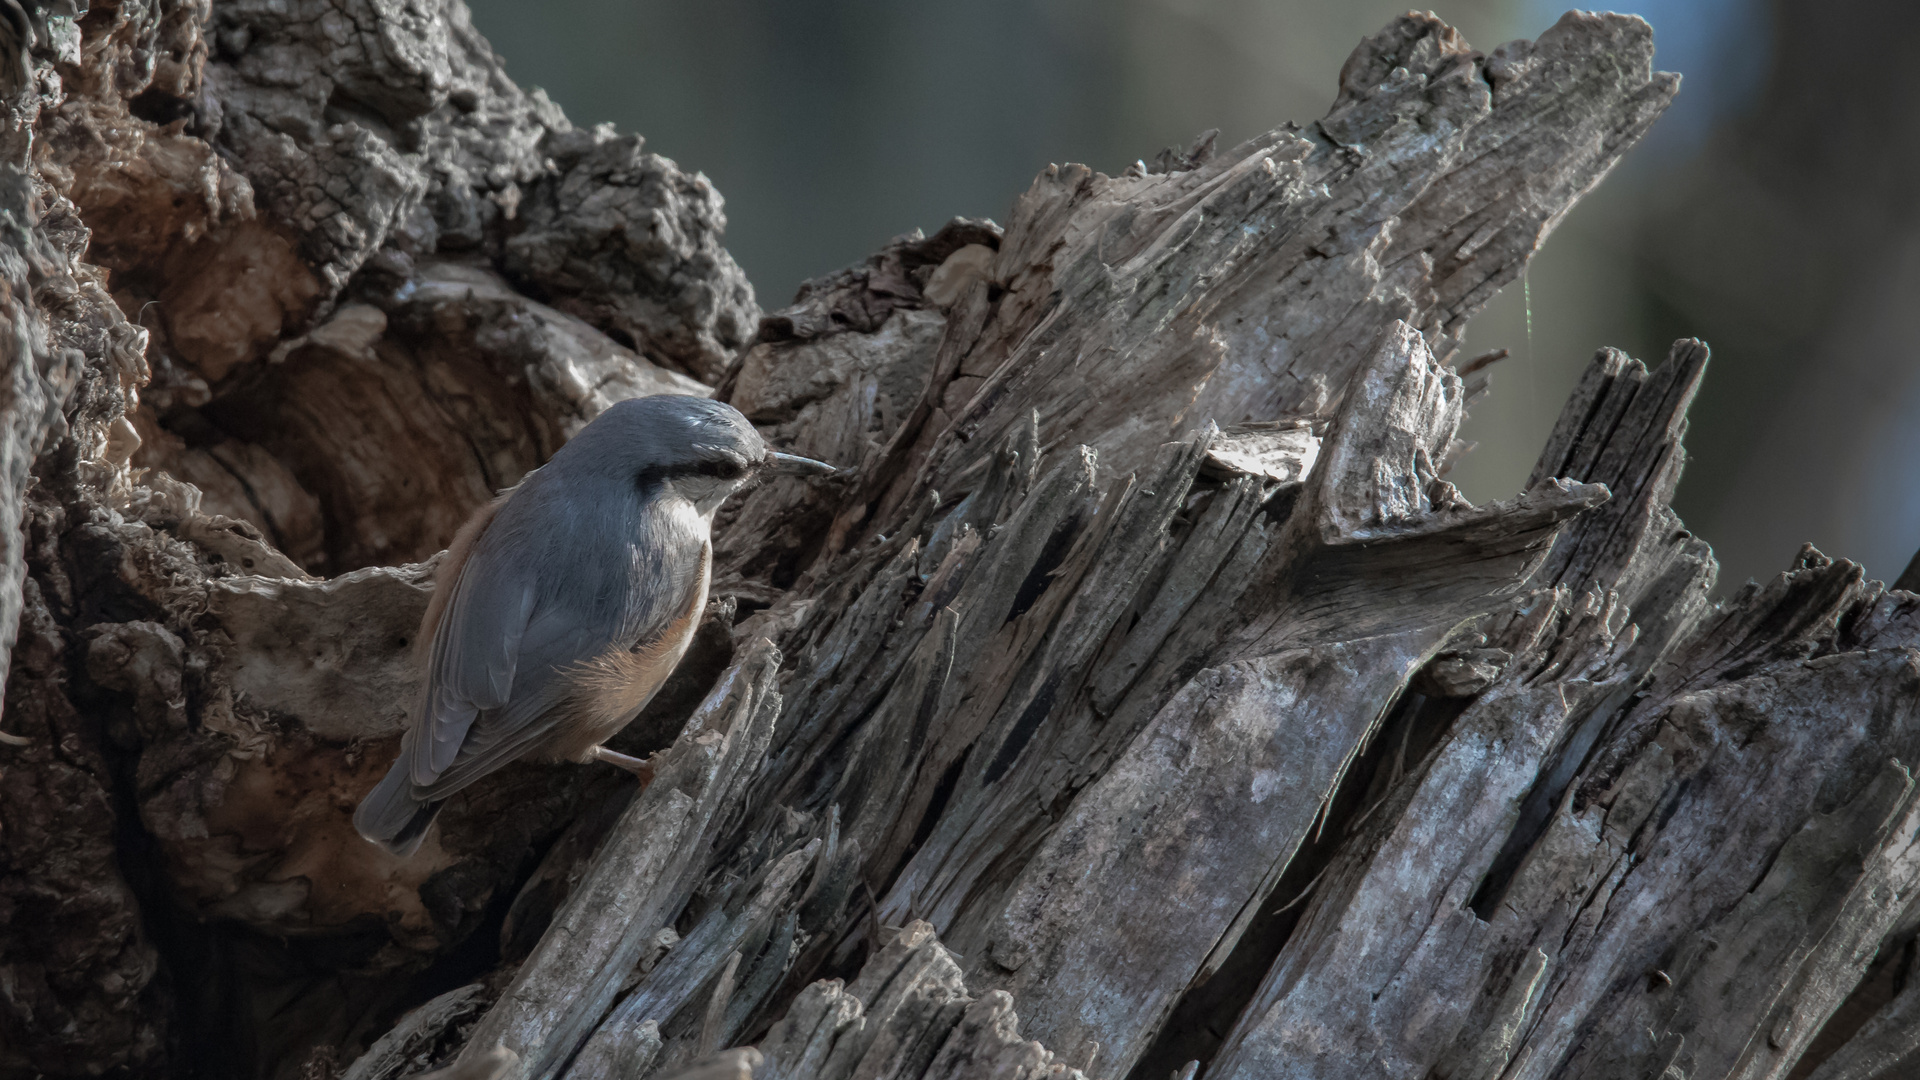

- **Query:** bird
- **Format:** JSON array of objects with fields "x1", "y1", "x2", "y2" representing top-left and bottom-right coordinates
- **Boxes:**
[{"x1": 354, "y1": 395, "x2": 835, "y2": 857}]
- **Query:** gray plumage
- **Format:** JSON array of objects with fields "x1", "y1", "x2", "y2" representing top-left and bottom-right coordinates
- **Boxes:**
[{"x1": 355, "y1": 395, "x2": 832, "y2": 857}]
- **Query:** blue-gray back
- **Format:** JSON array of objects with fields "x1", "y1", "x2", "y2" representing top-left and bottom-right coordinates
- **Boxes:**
[{"x1": 404, "y1": 433, "x2": 706, "y2": 795}]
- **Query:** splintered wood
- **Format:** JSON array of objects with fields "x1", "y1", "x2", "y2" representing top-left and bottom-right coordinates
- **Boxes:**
[{"x1": 8, "y1": 3, "x2": 1920, "y2": 1080}]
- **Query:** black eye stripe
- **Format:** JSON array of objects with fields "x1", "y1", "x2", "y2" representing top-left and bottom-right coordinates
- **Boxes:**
[{"x1": 635, "y1": 458, "x2": 750, "y2": 488}]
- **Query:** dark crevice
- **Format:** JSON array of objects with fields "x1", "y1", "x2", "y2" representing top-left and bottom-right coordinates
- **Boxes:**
[
  {"x1": 1468, "y1": 682, "x2": 1637, "y2": 920},
  {"x1": 47, "y1": 507, "x2": 505, "y2": 1080},
  {"x1": 1125, "y1": 688, "x2": 1465, "y2": 1080},
  {"x1": 1006, "y1": 510, "x2": 1084, "y2": 623},
  {"x1": 31, "y1": 470, "x2": 594, "y2": 1079},
  {"x1": 982, "y1": 671, "x2": 1060, "y2": 785},
  {"x1": 897, "y1": 750, "x2": 972, "y2": 897},
  {"x1": 1785, "y1": 934, "x2": 1919, "y2": 1080},
  {"x1": 322, "y1": 86, "x2": 401, "y2": 144},
  {"x1": 161, "y1": 405, "x2": 229, "y2": 449},
  {"x1": 204, "y1": 445, "x2": 286, "y2": 550},
  {"x1": 129, "y1": 86, "x2": 195, "y2": 127},
  {"x1": 1649, "y1": 773, "x2": 1695, "y2": 836}
]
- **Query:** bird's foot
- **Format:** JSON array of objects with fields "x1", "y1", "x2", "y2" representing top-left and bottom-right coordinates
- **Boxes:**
[{"x1": 589, "y1": 745, "x2": 656, "y2": 786}]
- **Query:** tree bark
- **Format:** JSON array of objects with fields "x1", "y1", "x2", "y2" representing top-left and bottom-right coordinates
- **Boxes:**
[{"x1": 2, "y1": 4, "x2": 1916, "y2": 1080}]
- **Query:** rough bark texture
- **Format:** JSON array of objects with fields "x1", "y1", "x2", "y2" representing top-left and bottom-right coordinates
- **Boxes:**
[{"x1": 2, "y1": 4, "x2": 1915, "y2": 1080}]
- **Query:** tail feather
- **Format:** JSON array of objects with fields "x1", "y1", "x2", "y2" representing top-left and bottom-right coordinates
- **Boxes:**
[{"x1": 355, "y1": 760, "x2": 445, "y2": 858}]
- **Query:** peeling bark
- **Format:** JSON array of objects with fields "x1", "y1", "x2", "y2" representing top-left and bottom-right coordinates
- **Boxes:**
[{"x1": 3, "y1": 4, "x2": 1916, "y2": 1080}]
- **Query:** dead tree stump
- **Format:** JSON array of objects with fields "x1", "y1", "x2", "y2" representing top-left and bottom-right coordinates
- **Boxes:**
[{"x1": 2, "y1": 4, "x2": 1916, "y2": 1080}]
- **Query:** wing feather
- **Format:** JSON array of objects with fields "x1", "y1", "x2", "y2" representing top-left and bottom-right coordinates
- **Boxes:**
[
  {"x1": 409, "y1": 681, "x2": 573, "y2": 800},
  {"x1": 404, "y1": 476, "x2": 691, "y2": 794},
  {"x1": 409, "y1": 547, "x2": 536, "y2": 785}
]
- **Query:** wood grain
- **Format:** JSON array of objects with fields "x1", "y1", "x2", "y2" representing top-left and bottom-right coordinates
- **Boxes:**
[{"x1": 12, "y1": 4, "x2": 1920, "y2": 1079}]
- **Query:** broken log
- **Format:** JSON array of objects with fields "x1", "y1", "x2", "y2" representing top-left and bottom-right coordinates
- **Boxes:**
[{"x1": 3, "y1": 4, "x2": 1917, "y2": 1080}]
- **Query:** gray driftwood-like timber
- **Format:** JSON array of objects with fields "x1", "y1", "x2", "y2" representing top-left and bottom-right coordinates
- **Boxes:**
[{"x1": 3, "y1": 3, "x2": 1918, "y2": 1080}]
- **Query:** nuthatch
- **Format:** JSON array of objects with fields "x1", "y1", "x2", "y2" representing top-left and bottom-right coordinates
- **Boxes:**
[{"x1": 355, "y1": 395, "x2": 834, "y2": 857}]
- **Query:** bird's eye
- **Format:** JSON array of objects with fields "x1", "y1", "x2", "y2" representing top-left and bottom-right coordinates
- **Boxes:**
[{"x1": 703, "y1": 459, "x2": 747, "y2": 480}]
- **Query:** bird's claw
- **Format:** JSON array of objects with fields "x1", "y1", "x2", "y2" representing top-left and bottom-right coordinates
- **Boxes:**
[{"x1": 589, "y1": 745, "x2": 657, "y2": 786}]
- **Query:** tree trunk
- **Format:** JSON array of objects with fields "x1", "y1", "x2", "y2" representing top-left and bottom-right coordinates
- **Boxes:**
[{"x1": 2, "y1": 4, "x2": 1916, "y2": 1080}]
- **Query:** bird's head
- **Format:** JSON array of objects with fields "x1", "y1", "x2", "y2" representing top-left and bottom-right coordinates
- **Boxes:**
[{"x1": 566, "y1": 395, "x2": 837, "y2": 517}]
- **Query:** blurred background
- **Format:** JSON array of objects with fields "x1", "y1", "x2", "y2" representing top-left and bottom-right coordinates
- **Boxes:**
[{"x1": 464, "y1": 0, "x2": 1920, "y2": 592}]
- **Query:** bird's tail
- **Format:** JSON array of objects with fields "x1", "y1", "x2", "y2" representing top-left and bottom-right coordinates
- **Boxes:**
[{"x1": 354, "y1": 759, "x2": 444, "y2": 858}]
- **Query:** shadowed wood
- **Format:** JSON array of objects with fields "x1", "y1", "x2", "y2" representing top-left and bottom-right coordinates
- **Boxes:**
[{"x1": 10, "y1": 5, "x2": 1920, "y2": 1080}]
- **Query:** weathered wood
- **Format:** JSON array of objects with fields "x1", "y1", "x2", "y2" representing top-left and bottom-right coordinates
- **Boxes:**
[
  {"x1": 455, "y1": 644, "x2": 780, "y2": 1079},
  {"x1": 1205, "y1": 348, "x2": 1920, "y2": 1080},
  {"x1": 864, "y1": 12, "x2": 1675, "y2": 520},
  {"x1": 579, "y1": 839, "x2": 815, "y2": 1076},
  {"x1": 562, "y1": 1016, "x2": 661, "y2": 1080},
  {"x1": 7, "y1": 2, "x2": 1917, "y2": 1079},
  {"x1": 754, "y1": 922, "x2": 1087, "y2": 1080},
  {"x1": 339, "y1": 984, "x2": 489, "y2": 1080},
  {"x1": 946, "y1": 323, "x2": 1601, "y2": 1075},
  {"x1": 1803, "y1": 963, "x2": 1920, "y2": 1080}
]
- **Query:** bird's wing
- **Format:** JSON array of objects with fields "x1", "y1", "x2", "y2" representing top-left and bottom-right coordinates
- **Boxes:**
[
  {"x1": 407, "y1": 604, "x2": 613, "y2": 799},
  {"x1": 406, "y1": 505, "x2": 674, "y2": 797},
  {"x1": 406, "y1": 538, "x2": 541, "y2": 787}
]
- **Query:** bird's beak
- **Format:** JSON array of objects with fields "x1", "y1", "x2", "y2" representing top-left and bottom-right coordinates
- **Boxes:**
[{"x1": 766, "y1": 451, "x2": 838, "y2": 477}]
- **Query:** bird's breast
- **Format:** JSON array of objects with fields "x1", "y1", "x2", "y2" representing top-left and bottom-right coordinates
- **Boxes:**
[{"x1": 545, "y1": 540, "x2": 711, "y2": 759}]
